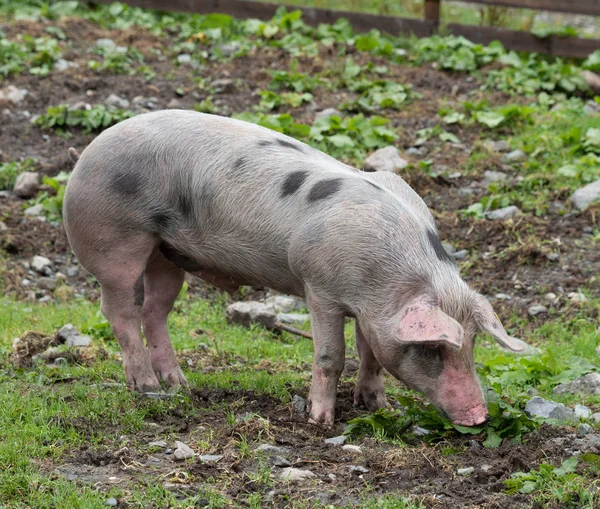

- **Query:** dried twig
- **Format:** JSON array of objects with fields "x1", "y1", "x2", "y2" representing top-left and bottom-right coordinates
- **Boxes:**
[{"x1": 273, "y1": 321, "x2": 313, "y2": 340}]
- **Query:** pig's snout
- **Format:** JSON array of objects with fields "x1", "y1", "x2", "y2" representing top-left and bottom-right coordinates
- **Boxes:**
[{"x1": 449, "y1": 404, "x2": 489, "y2": 427}]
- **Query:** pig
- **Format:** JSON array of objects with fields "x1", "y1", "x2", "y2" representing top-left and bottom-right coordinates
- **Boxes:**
[{"x1": 63, "y1": 110, "x2": 523, "y2": 427}]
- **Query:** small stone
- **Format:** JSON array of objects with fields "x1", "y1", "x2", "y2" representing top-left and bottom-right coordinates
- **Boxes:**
[
  {"x1": 582, "y1": 70, "x2": 600, "y2": 95},
  {"x1": 571, "y1": 179, "x2": 600, "y2": 210},
  {"x1": 54, "y1": 357, "x2": 68, "y2": 366},
  {"x1": 315, "y1": 108, "x2": 343, "y2": 121},
  {"x1": 481, "y1": 464, "x2": 493, "y2": 473},
  {"x1": 481, "y1": 170, "x2": 507, "y2": 187},
  {"x1": 568, "y1": 291, "x2": 587, "y2": 303},
  {"x1": 199, "y1": 454, "x2": 223, "y2": 462},
  {"x1": 21, "y1": 278, "x2": 31, "y2": 287},
  {"x1": 292, "y1": 394, "x2": 306, "y2": 415},
  {"x1": 173, "y1": 441, "x2": 195, "y2": 460},
  {"x1": 524, "y1": 396, "x2": 575, "y2": 421},
  {"x1": 24, "y1": 204, "x2": 44, "y2": 216},
  {"x1": 348, "y1": 465, "x2": 369, "y2": 474},
  {"x1": 279, "y1": 467, "x2": 315, "y2": 481},
  {"x1": 495, "y1": 293, "x2": 512, "y2": 300},
  {"x1": 0, "y1": 221, "x2": 6, "y2": 231},
  {"x1": 490, "y1": 140, "x2": 510, "y2": 152},
  {"x1": 148, "y1": 440, "x2": 168, "y2": 448},
  {"x1": 486, "y1": 206, "x2": 521, "y2": 221},
  {"x1": 342, "y1": 444, "x2": 362, "y2": 454},
  {"x1": 38, "y1": 277, "x2": 56, "y2": 290},
  {"x1": 442, "y1": 242, "x2": 456, "y2": 255},
  {"x1": 584, "y1": 100, "x2": 600, "y2": 115},
  {"x1": 38, "y1": 295, "x2": 52, "y2": 304},
  {"x1": 105, "y1": 93, "x2": 130, "y2": 109},
  {"x1": 96, "y1": 38, "x2": 116, "y2": 49},
  {"x1": 176, "y1": 53, "x2": 192, "y2": 64},
  {"x1": 574, "y1": 405, "x2": 592, "y2": 419},
  {"x1": 502, "y1": 150, "x2": 526, "y2": 163},
  {"x1": 55, "y1": 59, "x2": 79, "y2": 72},
  {"x1": 210, "y1": 79, "x2": 236, "y2": 93},
  {"x1": 545, "y1": 292, "x2": 558, "y2": 304},
  {"x1": 255, "y1": 444, "x2": 288, "y2": 454},
  {"x1": 412, "y1": 426, "x2": 431, "y2": 437},
  {"x1": 591, "y1": 413, "x2": 600, "y2": 423},
  {"x1": 271, "y1": 455, "x2": 291, "y2": 467},
  {"x1": 457, "y1": 467, "x2": 474, "y2": 476},
  {"x1": 277, "y1": 313, "x2": 310, "y2": 325},
  {"x1": 324, "y1": 435, "x2": 347, "y2": 445},
  {"x1": 528, "y1": 304, "x2": 548, "y2": 317},
  {"x1": 0, "y1": 85, "x2": 28, "y2": 104},
  {"x1": 32, "y1": 256, "x2": 52, "y2": 273},
  {"x1": 216, "y1": 42, "x2": 238, "y2": 57},
  {"x1": 105, "y1": 498, "x2": 118, "y2": 507},
  {"x1": 363, "y1": 146, "x2": 408, "y2": 173},
  {"x1": 553, "y1": 373, "x2": 600, "y2": 395},
  {"x1": 577, "y1": 424, "x2": 594, "y2": 437},
  {"x1": 264, "y1": 295, "x2": 306, "y2": 313},
  {"x1": 451, "y1": 250, "x2": 468, "y2": 260},
  {"x1": 13, "y1": 172, "x2": 40, "y2": 198},
  {"x1": 66, "y1": 266, "x2": 79, "y2": 277}
]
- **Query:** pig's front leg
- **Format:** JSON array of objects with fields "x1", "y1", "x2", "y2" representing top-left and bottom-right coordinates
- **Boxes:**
[
  {"x1": 306, "y1": 297, "x2": 346, "y2": 427},
  {"x1": 354, "y1": 322, "x2": 389, "y2": 410}
]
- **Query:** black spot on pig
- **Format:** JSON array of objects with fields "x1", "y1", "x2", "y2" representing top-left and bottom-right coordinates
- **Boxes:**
[
  {"x1": 276, "y1": 138, "x2": 304, "y2": 152},
  {"x1": 151, "y1": 210, "x2": 176, "y2": 232},
  {"x1": 177, "y1": 192, "x2": 194, "y2": 220},
  {"x1": 232, "y1": 157, "x2": 249, "y2": 173},
  {"x1": 427, "y1": 230, "x2": 453, "y2": 264},
  {"x1": 133, "y1": 272, "x2": 144, "y2": 306},
  {"x1": 159, "y1": 243, "x2": 202, "y2": 272},
  {"x1": 111, "y1": 172, "x2": 141, "y2": 196},
  {"x1": 281, "y1": 170, "x2": 309, "y2": 197},
  {"x1": 401, "y1": 344, "x2": 444, "y2": 379},
  {"x1": 307, "y1": 178, "x2": 343, "y2": 202}
]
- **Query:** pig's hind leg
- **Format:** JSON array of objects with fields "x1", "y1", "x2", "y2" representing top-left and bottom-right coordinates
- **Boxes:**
[
  {"x1": 354, "y1": 322, "x2": 389, "y2": 410},
  {"x1": 142, "y1": 249, "x2": 188, "y2": 388}
]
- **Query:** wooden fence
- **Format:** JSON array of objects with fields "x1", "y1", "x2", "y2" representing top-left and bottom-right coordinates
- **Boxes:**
[{"x1": 87, "y1": 0, "x2": 600, "y2": 58}]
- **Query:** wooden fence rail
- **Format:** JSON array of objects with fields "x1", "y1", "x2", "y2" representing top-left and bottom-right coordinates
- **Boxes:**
[{"x1": 86, "y1": 0, "x2": 600, "y2": 58}]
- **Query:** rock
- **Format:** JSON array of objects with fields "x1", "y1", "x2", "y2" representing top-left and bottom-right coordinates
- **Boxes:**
[
  {"x1": 216, "y1": 42, "x2": 238, "y2": 57},
  {"x1": 173, "y1": 441, "x2": 195, "y2": 460},
  {"x1": 105, "y1": 498, "x2": 118, "y2": 507},
  {"x1": 177, "y1": 54, "x2": 192, "y2": 64},
  {"x1": 442, "y1": 242, "x2": 456, "y2": 255},
  {"x1": 280, "y1": 467, "x2": 315, "y2": 481},
  {"x1": 13, "y1": 172, "x2": 40, "y2": 198},
  {"x1": 271, "y1": 455, "x2": 291, "y2": 467},
  {"x1": 363, "y1": 146, "x2": 408, "y2": 173},
  {"x1": 348, "y1": 465, "x2": 369, "y2": 474},
  {"x1": 0, "y1": 221, "x2": 6, "y2": 231},
  {"x1": 481, "y1": 170, "x2": 507, "y2": 187},
  {"x1": 32, "y1": 256, "x2": 52, "y2": 274},
  {"x1": 342, "y1": 444, "x2": 362, "y2": 454},
  {"x1": 486, "y1": 206, "x2": 521, "y2": 220},
  {"x1": 24, "y1": 204, "x2": 44, "y2": 216},
  {"x1": 553, "y1": 373, "x2": 600, "y2": 395},
  {"x1": 591, "y1": 413, "x2": 600, "y2": 423},
  {"x1": 452, "y1": 250, "x2": 468, "y2": 260},
  {"x1": 528, "y1": 304, "x2": 548, "y2": 317},
  {"x1": 545, "y1": 292, "x2": 558, "y2": 305},
  {"x1": 38, "y1": 295, "x2": 53, "y2": 304},
  {"x1": 577, "y1": 423, "x2": 594, "y2": 437},
  {"x1": 277, "y1": 313, "x2": 310, "y2": 325},
  {"x1": 264, "y1": 295, "x2": 306, "y2": 313},
  {"x1": 568, "y1": 291, "x2": 587, "y2": 303},
  {"x1": 148, "y1": 440, "x2": 168, "y2": 449},
  {"x1": 324, "y1": 435, "x2": 347, "y2": 445},
  {"x1": 571, "y1": 179, "x2": 600, "y2": 210},
  {"x1": 412, "y1": 426, "x2": 430, "y2": 437},
  {"x1": 524, "y1": 396, "x2": 574, "y2": 421},
  {"x1": 499, "y1": 337, "x2": 541, "y2": 356},
  {"x1": 315, "y1": 108, "x2": 343, "y2": 121},
  {"x1": 55, "y1": 59, "x2": 79, "y2": 72},
  {"x1": 66, "y1": 266, "x2": 79, "y2": 277},
  {"x1": 226, "y1": 301, "x2": 277, "y2": 329},
  {"x1": 210, "y1": 79, "x2": 236, "y2": 93},
  {"x1": 574, "y1": 405, "x2": 592, "y2": 419},
  {"x1": 96, "y1": 38, "x2": 116, "y2": 49},
  {"x1": 37, "y1": 277, "x2": 57, "y2": 291},
  {"x1": 495, "y1": 293, "x2": 511, "y2": 300},
  {"x1": 255, "y1": 444, "x2": 289, "y2": 454},
  {"x1": 105, "y1": 93, "x2": 130, "y2": 109},
  {"x1": 457, "y1": 467, "x2": 474, "y2": 476},
  {"x1": 199, "y1": 454, "x2": 223, "y2": 462},
  {"x1": 490, "y1": 140, "x2": 510, "y2": 152},
  {"x1": 582, "y1": 70, "x2": 600, "y2": 94},
  {"x1": 0, "y1": 85, "x2": 28, "y2": 104},
  {"x1": 57, "y1": 323, "x2": 92, "y2": 347},
  {"x1": 292, "y1": 394, "x2": 306, "y2": 415},
  {"x1": 502, "y1": 150, "x2": 526, "y2": 163}
]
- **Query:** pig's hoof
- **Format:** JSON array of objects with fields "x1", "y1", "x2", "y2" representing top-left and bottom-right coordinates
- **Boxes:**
[
  {"x1": 151, "y1": 358, "x2": 189, "y2": 389},
  {"x1": 308, "y1": 410, "x2": 335, "y2": 428},
  {"x1": 353, "y1": 388, "x2": 389, "y2": 411}
]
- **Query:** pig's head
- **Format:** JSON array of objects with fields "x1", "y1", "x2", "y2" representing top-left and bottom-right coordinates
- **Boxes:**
[{"x1": 377, "y1": 293, "x2": 523, "y2": 426}]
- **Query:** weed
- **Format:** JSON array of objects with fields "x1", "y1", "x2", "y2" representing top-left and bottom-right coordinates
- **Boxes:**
[
  {"x1": 34, "y1": 104, "x2": 135, "y2": 134},
  {"x1": 0, "y1": 159, "x2": 36, "y2": 191}
]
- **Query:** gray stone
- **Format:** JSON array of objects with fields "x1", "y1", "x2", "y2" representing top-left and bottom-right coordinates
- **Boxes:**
[
  {"x1": 457, "y1": 467, "x2": 474, "y2": 476},
  {"x1": 292, "y1": 394, "x2": 306, "y2": 415},
  {"x1": 499, "y1": 337, "x2": 541, "y2": 356},
  {"x1": 177, "y1": 54, "x2": 191, "y2": 64},
  {"x1": 577, "y1": 424, "x2": 594, "y2": 437},
  {"x1": 13, "y1": 172, "x2": 40, "y2": 198},
  {"x1": 216, "y1": 42, "x2": 238, "y2": 57},
  {"x1": 57, "y1": 323, "x2": 92, "y2": 347},
  {"x1": 412, "y1": 426, "x2": 430, "y2": 437},
  {"x1": 315, "y1": 108, "x2": 343, "y2": 121},
  {"x1": 24, "y1": 204, "x2": 44, "y2": 216},
  {"x1": 66, "y1": 266, "x2": 79, "y2": 277},
  {"x1": 21, "y1": 278, "x2": 31, "y2": 287},
  {"x1": 255, "y1": 444, "x2": 289, "y2": 454},
  {"x1": 55, "y1": 59, "x2": 79, "y2": 72},
  {"x1": 210, "y1": 79, "x2": 236, "y2": 93},
  {"x1": 173, "y1": 441, "x2": 195, "y2": 460},
  {"x1": 524, "y1": 396, "x2": 574, "y2": 421},
  {"x1": 0, "y1": 85, "x2": 28, "y2": 104},
  {"x1": 574, "y1": 405, "x2": 592, "y2": 419},
  {"x1": 584, "y1": 100, "x2": 600, "y2": 115},
  {"x1": 105, "y1": 498, "x2": 118, "y2": 507},
  {"x1": 442, "y1": 242, "x2": 456, "y2": 255},
  {"x1": 0, "y1": 221, "x2": 6, "y2": 231},
  {"x1": 324, "y1": 435, "x2": 347, "y2": 445},
  {"x1": 503, "y1": 150, "x2": 526, "y2": 163},
  {"x1": 199, "y1": 454, "x2": 223, "y2": 462},
  {"x1": 38, "y1": 295, "x2": 52, "y2": 304},
  {"x1": 32, "y1": 256, "x2": 52, "y2": 273},
  {"x1": 528, "y1": 304, "x2": 548, "y2": 317},
  {"x1": 364, "y1": 146, "x2": 408, "y2": 173},
  {"x1": 481, "y1": 170, "x2": 508, "y2": 187},
  {"x1": 486, "y1": 206, "x2": 521, "y2": 220},
  {"x1": 451, "y1": 250, "x2": 468, "y2": 260},
  {"x1": 271, "y1": 455, "x2": 291, "y2": 467},
  {"x1": 591, "y1": 413, "x2": 600, "y2": 423},
  {"x1": 348, "y1": 465, "x2": 369, "y2": 474},
  {"x1": 491, "y1": 140, "x2": 510, "y2": 152},
  {"x1": 38, "y1": 277, "x2": 56, "y2": 291},
  {"x1": 105, "y1": 94, "x2": 130, "y2": 109},
  {"x1": 342, "y1": 444, "x2": 362, "y2": 454},
  {"x1": 553, "y1": 373, "x2": 600, "y2": 396},
  {"x1": 279, "y1": 467, "x2": 315, "y2": 481},
  {"x1": 277, "y1": 313, "x2": 310, "y2": 325},
  {"x1": 545, "y1": 293, "x2": 559, "y2": 305},
  {"x1": 167, "y1": 98, "x2": 182, "y2": 109},
  {"x1": 148, "y1": 440, "x2": 168, "y2": 448},
  {"x1": 226, "y1": 301, "x2": 277, "y2": 329},
  {"x1": 571, "y1": 179, "x2": 600, "y2": 210},
  {"x1": 568, "y1": 292, "x2": 587, "y2": 303},
  {"x1": 96, "y1": 38, "x2": 116, "y2": 49},
  {"x1": 264, "y1": 295, "x2": 306, "y2": 313}
]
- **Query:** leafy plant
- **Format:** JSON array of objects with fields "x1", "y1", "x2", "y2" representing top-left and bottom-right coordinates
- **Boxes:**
[
  {"x1": 0, "y1": 35, "x2": 61, "y2": 78},
  {"x1": 35, "y1": 104, "x2": 136, "y2": 134},
  {"x1": 342, "y1": 80, "x2": 416, "y2": 112},
  {"x1": 257, "y1": 90, "x2": 313, "y2": 111},
  {"x1": 88, "y1": 43, "x2": 146, "y2": 75},
  {"x1": 268, "y1": 68, "x2": 322, "y2": 93},
  {"x1": 414, "y1": 125, "x2": 460, "y2": 145},
  {"x1": 583, "y1": 50, "x2": 600, "y2": 72},
  {"x1": 0, "y1": 159, "x2": 36, "y2": 191}
]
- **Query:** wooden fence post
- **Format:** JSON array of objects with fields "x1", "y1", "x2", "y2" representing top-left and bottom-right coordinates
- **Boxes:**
[{"x1": 424, "y1": 0, "x2": 441, "y2": 26}]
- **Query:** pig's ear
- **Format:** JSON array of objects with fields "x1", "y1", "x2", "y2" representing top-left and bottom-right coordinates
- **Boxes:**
[
  {"x1": 396, "y1": 296, "x2": 464, "y2": 351},
  {"x1": 473, "y1": 294, "x2": 524, "y2": 352}
]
